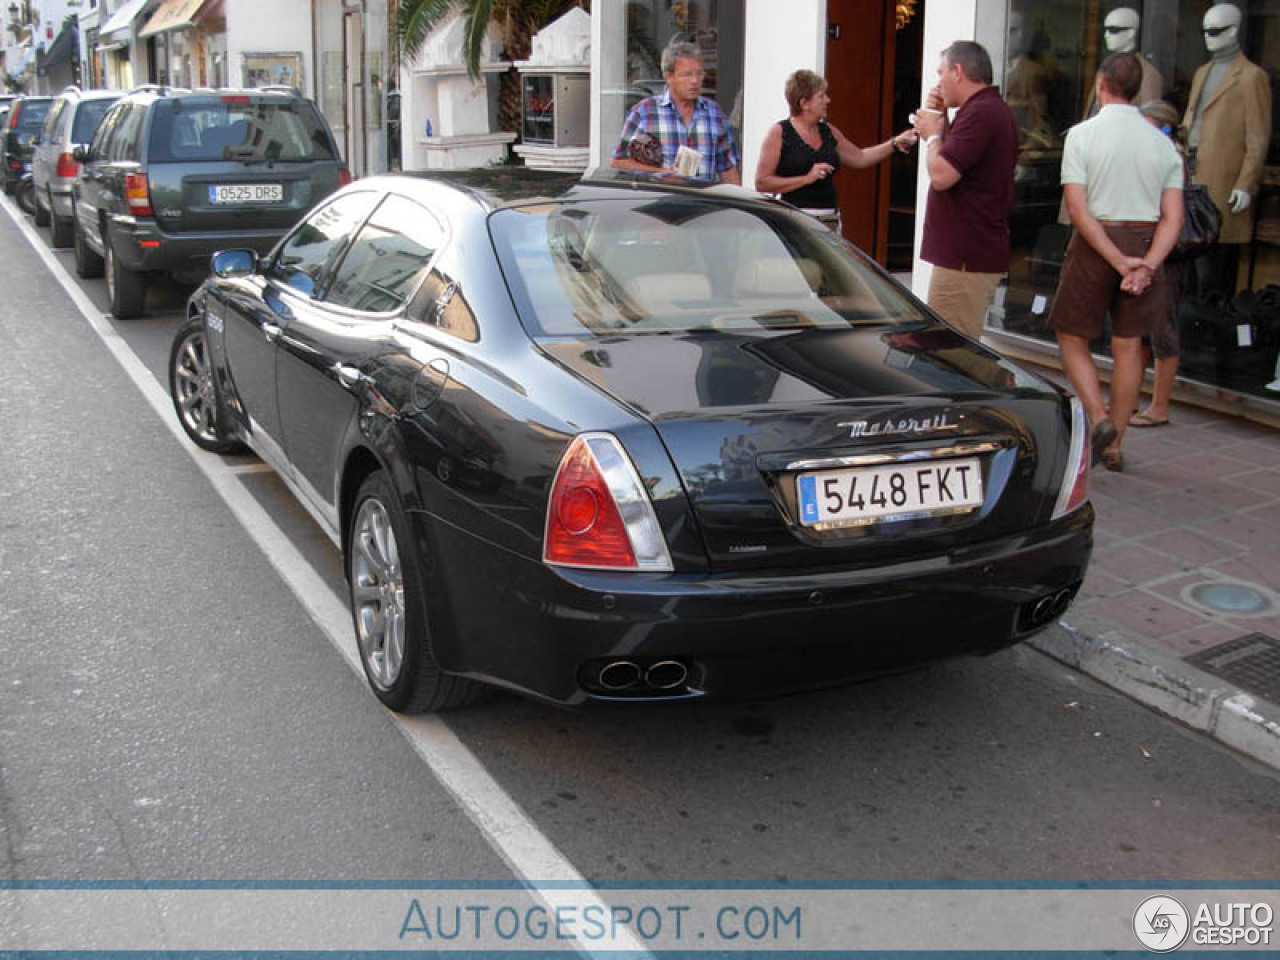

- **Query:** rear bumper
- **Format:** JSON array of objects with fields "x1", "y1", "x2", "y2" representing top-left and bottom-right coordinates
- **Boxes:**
[
  {"x1": 422, "y1": 505, "x2": 1095, "y2": 705},
  {"x1": 49, "y1": 182, "x2": 74, "y2": 219},
  {"x1": 108, "y1": 216, "x2": 283, "y2": 280}
]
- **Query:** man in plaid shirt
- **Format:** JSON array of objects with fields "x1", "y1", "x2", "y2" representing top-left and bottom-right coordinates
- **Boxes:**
[{"x1": 611, "y1": 42, "x2": 741, "y2": 184}]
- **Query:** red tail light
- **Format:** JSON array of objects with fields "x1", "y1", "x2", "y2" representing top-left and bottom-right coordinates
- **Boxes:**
[
  {"x1": 55, "y1": 152, "x2": 79, "y2": 178},
  {"x1": 544, "y1": 434, "x2": 673, "y2": 571},
  {"x1": 125, "y1": 172, "x2": 153, "y2": 217},
  {"x1": 1051, "y1": 397, "x2": 1090, "y2": 519},
  {"x1": 8, "y1": 107, "x2": 17, "y2": 129},
  {"x1": 338, "y1": 167, "x2": 353, "y2": 187}
]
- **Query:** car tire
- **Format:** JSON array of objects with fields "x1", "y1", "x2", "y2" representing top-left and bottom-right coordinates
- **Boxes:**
[
  {"x1": 169, "y1": 317, "x2": 243, "y2": 454},
  {"x1": 50, "y1": 196, "x2": 73, "y2": 248},
  {"x1": 348, "y1": 471, "x2": 487, "y2": 713},
  {"x1": 74, "y1": 218, "x2": 103, "y2": 278},
  {"x1": 105, "y1": 234, "x2": 145, "y2": 319},
  {"x1": 33, "y1": 188, "x2": 49, "y2": 227}
]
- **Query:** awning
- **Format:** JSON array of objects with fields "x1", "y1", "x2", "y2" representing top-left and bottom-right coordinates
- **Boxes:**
[
  {"x1": 139, "y1": 0, "x2": 208, "y2": 38},
  {"x1": 99, "y1": 0, "x2": 150, "y2": 40},
  {"x1": 43, "y1": 23, "x2": 77, "y2": 69}
]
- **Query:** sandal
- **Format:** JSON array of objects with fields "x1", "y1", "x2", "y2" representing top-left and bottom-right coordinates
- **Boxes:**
[
  {"x1": 1089, "y1": 420, "x2": 1118, "y2": 466},
  {"x1": 1129, "y1": 412, "x2": 1169, "y2": 428}
]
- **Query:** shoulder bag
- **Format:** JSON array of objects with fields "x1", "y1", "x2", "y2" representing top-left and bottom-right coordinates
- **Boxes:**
[{"x1": 1169, "y1": 184, "x2": 1221, "y2": 261}]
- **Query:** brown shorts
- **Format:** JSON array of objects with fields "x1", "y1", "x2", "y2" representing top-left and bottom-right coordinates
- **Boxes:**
[{"x1": 1048, "y1": 226, "x2": 1168, "y2": 340}]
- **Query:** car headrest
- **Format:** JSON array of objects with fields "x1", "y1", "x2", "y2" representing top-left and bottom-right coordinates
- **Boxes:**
[
  {"x1": 621, "y1": 272, "x2": 712, "y2": 310},
  {"x1": 733, "y1": 257, "x2": 820, "y2": 298}
]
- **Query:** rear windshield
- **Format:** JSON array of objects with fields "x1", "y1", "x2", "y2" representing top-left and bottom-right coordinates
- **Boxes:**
[
  {"x1": 490, "y1": 197, "x2": 927, "y2": 339},
  {"x1": 147, "y1": 98, "x2": 337, "y2": 163},
  {"x1": 15, "y1": 100, "x2": 51, "y2": 131},
  {"x1": 71, "y1": 98, "x2": 119, "y2": 144}
]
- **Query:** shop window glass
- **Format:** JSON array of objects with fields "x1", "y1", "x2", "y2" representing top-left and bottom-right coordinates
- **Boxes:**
[
  {"x1": 597, "y1": 0, "x2": 744, "y2": 164},
  {"x1": 993, "y1": 0, "x2": 1280, "y2": 403}
]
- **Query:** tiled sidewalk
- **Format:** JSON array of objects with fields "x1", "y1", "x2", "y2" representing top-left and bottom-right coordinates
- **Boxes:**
[{"x1": 1027, "y1": 392, "x2": 1280, "y2": 769}]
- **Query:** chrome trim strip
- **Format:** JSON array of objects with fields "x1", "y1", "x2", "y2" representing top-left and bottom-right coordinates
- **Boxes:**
[{"x1": 785, "y1": 440, "x2": 1005, "y2": 471}]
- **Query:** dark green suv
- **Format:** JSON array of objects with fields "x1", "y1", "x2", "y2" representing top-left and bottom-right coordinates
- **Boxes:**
[
  {"x1": 4, "y1": 96, "x2": 55, "y2": 194},
  {"x1": 73, "y1": 86, "x2": 349, "y2": 318}
]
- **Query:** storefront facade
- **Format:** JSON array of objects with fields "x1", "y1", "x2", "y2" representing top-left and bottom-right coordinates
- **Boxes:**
[{"x1": 587, "y1": 0, "x2": 1279, "y2": 421}]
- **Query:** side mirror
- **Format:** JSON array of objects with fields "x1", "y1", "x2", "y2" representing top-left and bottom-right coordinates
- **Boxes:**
[
  {"x1": 72, "y1": 144, "x2": 91, "y2": 163},
  {"x1": 211, "y1": 248, "x2": 259, "y2": 279}
]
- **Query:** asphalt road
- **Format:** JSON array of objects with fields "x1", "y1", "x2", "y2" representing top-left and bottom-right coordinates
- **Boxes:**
[{"x1": 1, "y1": 196, "x2": 1277, "y2": 894}]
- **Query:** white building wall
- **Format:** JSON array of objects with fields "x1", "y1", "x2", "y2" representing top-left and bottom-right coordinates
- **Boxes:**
[
  {"x1": 741, "y1": 0, "x2": 825, "y2": 190},
  {"x1": 223, "y1": 0, "x2": 314, "y2": 97}
]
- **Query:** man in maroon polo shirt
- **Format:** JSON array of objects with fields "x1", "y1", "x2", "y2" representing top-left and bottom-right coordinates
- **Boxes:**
[{"x1": 914, "y1": 41, "x2": 1019, "y2": 340}]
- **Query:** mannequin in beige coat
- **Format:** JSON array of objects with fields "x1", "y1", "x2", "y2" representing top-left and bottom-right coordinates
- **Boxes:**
[{"x1": 1182, "y1": 3, "x2": 1272, "y2": 244}]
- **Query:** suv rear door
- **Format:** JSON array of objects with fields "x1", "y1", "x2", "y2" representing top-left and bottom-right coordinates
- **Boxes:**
[
  {"x1": 144, "y1": 94, "x2": 344, "y2": 237},
  {"x1": 76, "y1": 100, "x2": 146, "y2": 252}
]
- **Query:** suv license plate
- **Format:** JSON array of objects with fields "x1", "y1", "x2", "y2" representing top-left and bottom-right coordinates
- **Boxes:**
[
  {"x1": 209, "y1": 184, "x2": 283, "y2": 204},
  {"x1": 796, "y1": 457, "x2": 983, "y2": 528}
]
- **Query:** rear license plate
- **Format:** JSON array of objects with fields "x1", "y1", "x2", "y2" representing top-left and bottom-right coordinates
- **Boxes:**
[
  {"x1": 796, "y1": 457, "x2": 983, "y2": 527},
  {"x1": 208, "y1": 183, "x2": 283, "y2": 204}
]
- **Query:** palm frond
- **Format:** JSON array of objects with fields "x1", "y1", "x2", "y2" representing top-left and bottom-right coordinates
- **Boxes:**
[
  {"x1": 462, "y1": 0, "x2": 496, "y2": 81},
  {"x1": 396, "y1": 0, "x2": 460, "y2": 67}
]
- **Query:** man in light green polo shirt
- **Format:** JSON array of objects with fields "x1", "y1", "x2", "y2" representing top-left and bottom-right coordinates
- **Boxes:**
[{"x1": 1048, "y1": 51, "x2": 1183, "y2": 472}]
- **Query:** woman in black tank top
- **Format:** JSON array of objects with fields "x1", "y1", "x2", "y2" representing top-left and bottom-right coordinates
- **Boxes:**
[{"x1": 755, "y1": 69, "x2": 918, "y2": 229}]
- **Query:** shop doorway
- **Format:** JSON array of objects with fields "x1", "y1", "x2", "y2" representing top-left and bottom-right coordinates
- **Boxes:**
[{"x1": 824, "y1": 0, "x2": 923, "y2": 270}]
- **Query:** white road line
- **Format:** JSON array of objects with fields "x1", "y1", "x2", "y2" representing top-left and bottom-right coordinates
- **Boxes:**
[{"x1": 2, "y1": 198, "x2": 650, "y2": 957}]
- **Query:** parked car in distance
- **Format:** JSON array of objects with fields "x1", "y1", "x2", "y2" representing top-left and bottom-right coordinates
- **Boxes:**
[
  {"x1": 167, "y1": 168, "x2": 1094, "y2": 714},
  {"x1": 74, "y1": 85, "x2": 349, "y2": 318},
  {"x1": 31, "y1": 86, "x2": 121, "y2": 246},
  {"x1": 3, "y1": 95, "x2": 54, "y2": 195}
]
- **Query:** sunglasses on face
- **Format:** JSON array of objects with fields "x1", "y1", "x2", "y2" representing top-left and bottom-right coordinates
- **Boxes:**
[
  {"x1": 1104, "y1": 25, "x2": 1133, "y2": 34},
  {"x1": 1203, "y1": 25, "x2": 1233, "y2": 37}
]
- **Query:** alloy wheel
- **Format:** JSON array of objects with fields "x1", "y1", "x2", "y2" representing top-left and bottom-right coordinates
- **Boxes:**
[
  {"x1": 351, "y1": 498, "x2": 406, "y2": 690},
  {"x1": 172, "y1": 327, "x2": 220, "y2": 445}
]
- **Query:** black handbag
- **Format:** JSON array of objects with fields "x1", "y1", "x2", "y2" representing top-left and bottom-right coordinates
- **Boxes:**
[
  {"x1": 1169, "y1": 184, "x2": 1221, "y2": 261},
  {"x1": 627, "y1": 131, "x2": 664, "y2": 168}
]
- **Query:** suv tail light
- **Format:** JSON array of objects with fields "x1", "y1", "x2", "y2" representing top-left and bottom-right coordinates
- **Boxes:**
[
  {"x1": 338, "y1": 167, "x2": 353, "y2": 187},
  {"x1": 125, "y1": 172, "x2": 153, "y2": 217},
  {"x1": 543, "y1": 433, "x2": 673, "y2": 571},
  {"x1": 7, "y1": 106, "x2": 17, "y2": 129},
  {"x1": 55, "y1": 151, "x2": 79, "y2": 178},
  {"x1": 1051, "y1": 397, "x2": 1090, "y2": 519}
]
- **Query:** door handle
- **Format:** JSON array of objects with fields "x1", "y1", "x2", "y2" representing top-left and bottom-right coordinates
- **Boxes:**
[
  {"x1": 333, "y1": 363, "x2": 368, "y2": 389},
  {"x1": 262, "y1": 322, "x2": 282, "y2": 342}
]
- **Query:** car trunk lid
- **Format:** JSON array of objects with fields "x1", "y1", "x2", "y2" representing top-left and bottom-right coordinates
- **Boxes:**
[{"x1": 541, "y1": 325, "x2": 1073, "y2": 571}]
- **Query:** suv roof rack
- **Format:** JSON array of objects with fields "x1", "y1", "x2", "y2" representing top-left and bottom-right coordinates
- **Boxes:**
[{"x1": 129, "y1": 83, "x2": 192, "y2": 96}]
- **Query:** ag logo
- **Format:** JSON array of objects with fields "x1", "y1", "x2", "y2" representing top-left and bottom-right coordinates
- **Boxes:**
[{"x1": 1133, "y1": 895, "x2": 1190, "y2": 952}]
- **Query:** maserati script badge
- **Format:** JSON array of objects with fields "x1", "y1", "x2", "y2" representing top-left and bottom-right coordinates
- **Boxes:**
[{"x1": 837, "y1": 413, "x2": 956, "y2": 439}]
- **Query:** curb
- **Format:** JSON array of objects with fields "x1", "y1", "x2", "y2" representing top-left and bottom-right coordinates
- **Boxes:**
[{"x1": 1029, "y1": 621, "x2": 1280, "y2": 773}]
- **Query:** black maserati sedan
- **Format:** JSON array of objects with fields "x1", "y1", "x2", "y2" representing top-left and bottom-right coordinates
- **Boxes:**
[{"x1": 168, "y1": 167, "x2": 1093, "y2": 712}]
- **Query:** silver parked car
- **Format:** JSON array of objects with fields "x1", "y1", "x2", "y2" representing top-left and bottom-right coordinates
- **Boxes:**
[{"x1": 32, "y1": 86, "x2": 120, "y2": 247}]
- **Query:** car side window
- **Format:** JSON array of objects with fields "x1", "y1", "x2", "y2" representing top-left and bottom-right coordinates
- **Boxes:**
[
  {"x1": 40, "y1": 100, "x2": 65, "y2": 142},
  {"x1": 109, "y1": 105, "x2": 145, "y2": 162},
  {"x1": 323, "y1": 195, "x2": 445, "y2": 314},
  {"x1": 266, "y1": 191, "x2": 379, "y2": 298},
  {"x1": 88, "y1": 103, "x2": 122, "y2": 160}
]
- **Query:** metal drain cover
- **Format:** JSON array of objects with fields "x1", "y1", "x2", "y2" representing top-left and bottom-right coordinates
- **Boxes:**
[{"x1": 1186, "y1": 633, "x2": 1280, "y2": 702}]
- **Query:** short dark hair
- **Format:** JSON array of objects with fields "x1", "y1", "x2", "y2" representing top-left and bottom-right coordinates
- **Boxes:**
[
  {"x1": 784, "y1": 70, "x2": 826, "y2": 116},
  {"x1": 942, "y1": 41, "x2": 993, "y2": 85},
  {"x1": 1098, "y1": 51, "x2": 1142, "y2": 101}
]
